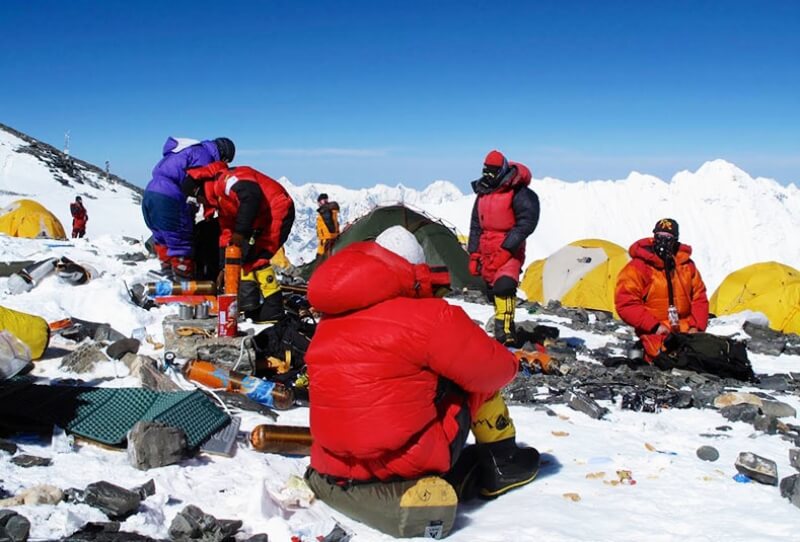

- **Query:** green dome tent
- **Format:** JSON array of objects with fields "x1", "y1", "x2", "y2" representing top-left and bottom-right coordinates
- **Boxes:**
[{"x1": 302, "y1": 205, "x2": 485, "y2": 292}]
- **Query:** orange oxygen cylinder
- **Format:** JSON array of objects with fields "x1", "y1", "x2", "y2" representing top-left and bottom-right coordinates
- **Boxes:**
[
  {"x1": 145, "y1": 280, "x2": 216, "y2": 296},
  {"x1": 224, "y1": 244, "x2": 242, "y2": 295},
  {"x1": 250, "y1": 424, "x2": 312, "y2": 456},
  {"x1": 182, "y1": 359, "x2": 294, "y2": 410},
  {"x1": 514, "y1": 349, "x2": 556, "y2": 374}
]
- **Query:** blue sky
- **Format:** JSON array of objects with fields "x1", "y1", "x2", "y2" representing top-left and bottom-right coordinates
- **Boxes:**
[{"x1": 1, "y1": 0, "x2": 798, "y2": 189}]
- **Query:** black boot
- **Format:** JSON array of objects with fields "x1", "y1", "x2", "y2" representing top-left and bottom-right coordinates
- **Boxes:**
[
  {"x1": 477, "y1": 438, "x2": 540, "y2": 498},
  {"x1": 444, "y1": 445, "x2": 481, "y2": 502},
  {"x1": 493, "y1": 319, "x2": 517, "y2": 346}
]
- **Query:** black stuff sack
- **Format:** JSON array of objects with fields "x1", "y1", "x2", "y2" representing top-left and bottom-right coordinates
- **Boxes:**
[{"x1": 653, "y1": 332, "x2": 756, "y2": 382}]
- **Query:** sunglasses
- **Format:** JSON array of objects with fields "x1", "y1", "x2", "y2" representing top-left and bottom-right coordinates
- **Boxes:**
[{"x1": 483, "y1": 166, "x2": 502, "y2": 179}]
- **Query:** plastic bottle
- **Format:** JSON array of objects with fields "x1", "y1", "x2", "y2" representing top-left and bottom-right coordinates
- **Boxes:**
[
  {"x1": 250, "y1": 424, "x2": 312, "y2": 455},
  {"x1": 224, "y1": 244, "x2": 242, "y2": 295},
  {"x1": 144, "y1": 280, "x2": 216, "y2": 296},
  {"x1": 667, "y1": 305, "x2": 680, "y2": 331},
  {"x1": 182, "y1": 359, "x2": 294, "y2": 410}
]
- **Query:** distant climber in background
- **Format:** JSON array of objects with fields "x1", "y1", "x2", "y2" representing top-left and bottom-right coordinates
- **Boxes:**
[
  {"x1": 70, "y1": 196, "x2": 88, "y2": 238},
  {"x1": 615, "y1": 218, "x2": 709, "y2": 362},
  {"x1": 315, "y1": 193, "x2": 340, "y2": 256},
  {"x1": 467, "y1": 150, "x2": 540, "y2": 346},
  {"x1": 141, "y1": 136, "x2": 235, "y2": 280},
  {"x1": 181, "y1": 161, "x2": 295, "y2": 323}
]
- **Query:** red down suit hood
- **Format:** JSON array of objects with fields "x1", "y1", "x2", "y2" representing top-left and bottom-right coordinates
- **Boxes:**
[{"x1": 306, "y1": 242, "x2": 518, "y2": 481}]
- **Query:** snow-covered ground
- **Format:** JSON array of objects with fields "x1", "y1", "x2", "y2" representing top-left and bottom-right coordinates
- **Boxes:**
[
  {"x1": 2, "y1": 230, "x2": 799, "y2": 541},
  {"x1": 1, "y1": 125, "x2": 799, "y2": 540}
]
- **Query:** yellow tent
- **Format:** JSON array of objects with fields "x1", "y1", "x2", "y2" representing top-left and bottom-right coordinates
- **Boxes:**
[
  {"x1": 710, "y1": 261, "x2": 800, "y2": 335},
  {"x1": 0, "y1": 199, "x2": 67, "y2": 240},
  {"x1": 520, "y1": 239, "x2": 630, "y2": 317}
]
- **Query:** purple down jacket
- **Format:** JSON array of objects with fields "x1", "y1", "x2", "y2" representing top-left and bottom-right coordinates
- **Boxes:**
[{"x1": 141, "y1": 138, "x2": 220, "y2": 257}]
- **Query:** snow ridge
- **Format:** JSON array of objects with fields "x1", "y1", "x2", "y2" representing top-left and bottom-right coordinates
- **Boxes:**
[{"x1": 1, "y1": 123, "x2": 798, "y2": 292}]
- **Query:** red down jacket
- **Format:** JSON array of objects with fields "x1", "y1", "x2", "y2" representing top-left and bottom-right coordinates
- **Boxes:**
[
  {"x1": 615, "y1": 237, "x2": 709, "y2": 360},
  {"x1": 306, "y1": 241, "x2": 518, "y2": 481},
  {"x1": 187, "y1": 162, "x2": 295, "y2": 266}
]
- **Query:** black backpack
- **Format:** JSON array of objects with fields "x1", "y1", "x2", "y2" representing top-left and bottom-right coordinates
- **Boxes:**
[
  {"x1": 252, "y1": 314, "x2": 315, "y2": 385},
  {"x1": 653, "y1": 332, "x2": 756, "y2": 382}
]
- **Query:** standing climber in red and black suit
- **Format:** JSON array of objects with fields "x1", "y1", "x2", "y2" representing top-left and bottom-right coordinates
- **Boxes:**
[
  {"x1": 182, "y1": 161, "x2": 295, "y2": 322},
  {"x1": 468, "y1": 150, "x2": 540, "y2": 345},
  {"x1": 70, "y1": 196, "x2": 88, "y2": 238}
]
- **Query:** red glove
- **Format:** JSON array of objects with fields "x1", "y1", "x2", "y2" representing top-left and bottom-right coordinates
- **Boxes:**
[
  {"x1": 170, "y1": 256, "x2": 195, "y2": 279},
  {"x1": 489, "y1": 249, "x2": 512, "y2": 271},
  {"x1": 468, "y1": 253, "x2": 481, "y2": 276}
]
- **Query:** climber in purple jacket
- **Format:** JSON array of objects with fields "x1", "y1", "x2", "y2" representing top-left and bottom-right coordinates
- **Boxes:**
[{"x1": 142, "y1": 137, "x2": 235, "y2": 279}]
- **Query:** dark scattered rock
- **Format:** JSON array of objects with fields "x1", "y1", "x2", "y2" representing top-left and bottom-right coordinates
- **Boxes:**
[
  {"x1": 60, "y1": 319, "x2": 127, "y2": 344},
  {"x1": 588, "y1": 387, "x2": 615, "y2": 402},
  {"x1": 106, "y1": 338, "x2": 140, "y2": 360},
  {"x1": 242, "y1": 536, "x2": 269, "y2": 542},
  {"x1": 83, "y1": 481, "x2": 143, "y2": 519},
  {"x1": 91, "y1": 324, "x2": 127, "y2": 343},
  {"x1": 760, "y1": 400, "x2": 796, "y2": 418},
  {"x1": 696, "y1": 446, "x2": 720, "y2": 462},
  {"x1": 61, "y1": 520, "x2": 160, "y2": 541},
  {"x1": 781, "y1": 433, "x2": 800, "y2": 447},
  {"x1": 11, "y1": 454, "x2": 51, "y2": 468},
  {"x1": 735, "y1": 452, "x2": 779, "y2": 486},
  {"x1": 127, "y1": 421, "x2": 187, "y2": 470},
  {"x1": 0, "y1": 509, "x2": 31, "y2": 542},
  {"x1": 743, "y1": 321, "x2": 787, "y2": 356},
  {"x1": 790, "y1": 448, "x2": 800, "y2": 472},
  {"x1": 0, "y1": 439, "x2": 18, "y2": 455},
  {"x1": 319, "y1": 523, "x2": 353, "y2": 542},
  {"x1": 754, "y1": 374, "x2": 792, "y2": 392},
  {"x1": 753, "y1": 415, "x2": 780, "y2": 434},
  {"x1": 127, "y1": 355, "x2": 181, "y2": 392},
  {"x1": 719, "y1": 404, "x2": 761, "y2": 423},
  {"x1": 565, "y1": 390, "x2": 608, "y2": 420},
  {"x1": 715, "y1": 425, "x2": 733, "y2": 432},
  {"x1": 537, "y1": 406, "x2": 558, "y2": 417},
  {"x1": 691, "y1": 388, "x2": 720, "y2": 409},
  {"x1": 168, "y1": 505, "x2": 242, "y2": 542},
  {"x1": 117, "y1": 252, "x2": 148, "y2": 263},
  {"x1": 781, "y1": 474, "x2": 800, "y2": 509},
  {"x1": 135, "y1": 479, "x2": 156, "y2": 501},
  {"x1": 60, "y1": 341, "x2": 109, "y2": 373}
]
